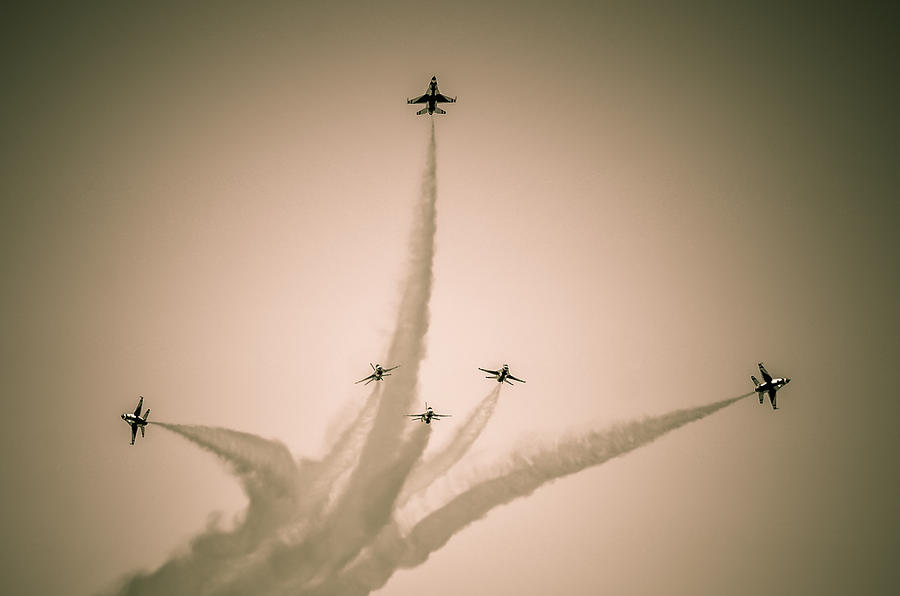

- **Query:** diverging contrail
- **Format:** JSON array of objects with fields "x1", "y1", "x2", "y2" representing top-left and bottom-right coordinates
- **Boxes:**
[
  {"x1": 306, "y1": 393, "x2": 753, "y2": 596},
  {"x1": 105, "y1": 120, "x2": 758, "y2": 596},
  {"x1": 399, "y1": 384, "x2": 502, "y2": 504}
]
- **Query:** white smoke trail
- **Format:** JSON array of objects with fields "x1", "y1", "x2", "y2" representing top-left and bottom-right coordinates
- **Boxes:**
[
  {"x1": 398, "y1": 384, "x2": 502, "y2": 505},
  {"x1": 360, "y1": 119, "x2": 437, "y2": 451},
  {"x1": 305, "y1": 393, "x2": 753, "y2": 596},
  {"x1": 109, "y1": 424, "x2": 303, "y2": 596}
]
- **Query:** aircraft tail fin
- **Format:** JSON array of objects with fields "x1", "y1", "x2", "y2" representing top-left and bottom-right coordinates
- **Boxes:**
[
  {"x1": 433, "y1": 106, "x2": 446, "y2": 114},
  {"x1": 143, "y1": 409, "x2": 150, "y2": 422},
  {"x1": 416, "y1": 107, "x2": 429, "y2": 115},
  {"x1": 140, "y1": 426, "x2": 145, "y2": 438}
]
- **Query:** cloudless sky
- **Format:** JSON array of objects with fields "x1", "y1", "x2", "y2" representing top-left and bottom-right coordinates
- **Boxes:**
[{"x1": 2, "y1": 2, "x2": 898, "y2": 594}]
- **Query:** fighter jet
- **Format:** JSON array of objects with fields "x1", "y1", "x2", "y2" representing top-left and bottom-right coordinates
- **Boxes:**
[
  {"x1": 121, "y1": 396, "x2": 150, "y2": 445},
  {"x1": 751, "y1": 362, "x2": 791, "y2": 410},
  {"x1": 479, "y1": 363, "x2": 526, "y2": 385},
  {"x1": 355, "y1": 363, "x2": 400, "y2": 385},
  {"x1": 407, "y1": 76, "x2": 456, "y2": 115},
  {"x1": 407, "y1": 402, "x2": 451, "y2": 424}
]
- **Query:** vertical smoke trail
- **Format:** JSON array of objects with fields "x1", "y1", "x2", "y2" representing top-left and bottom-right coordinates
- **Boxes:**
[
  {"x1": 365, "y1": 118, "x2": 437, "y2": 445},
  {"x1": 206, "y1": 123, "x2": 442, "y2": 595},
  {"x1": 315, "y1": 119, "x2": 438, "y2": 550},
  {"x1": 308, "y1": 393, "x2": 753, "y2": 596},
  {"x1": 398, "y1": 384, "x2": 502, "y2": 504}
]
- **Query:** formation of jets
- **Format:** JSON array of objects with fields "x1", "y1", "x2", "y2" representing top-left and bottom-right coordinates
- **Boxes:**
[
  {"x1": 119, "y1": 76, "x2": 796, "y2": 445},
  {"x1": 407, "y1": 402, "x2": 451, "y2": 424},
  {"x1": 407, "y1": 76, "x2": 456, "y2": 115},
  {"x1": 355, "y1": 363, "x2": 400, "y2": 386},
  {"x1": 121, "y1": 396, "x2": 150, "y2": 445},
  {"x1": 751, "y1": 362, "x2": 791, "y2": 410},
  {"x1": 120, "y1": 358, "x2": 794, "y2": 443}
]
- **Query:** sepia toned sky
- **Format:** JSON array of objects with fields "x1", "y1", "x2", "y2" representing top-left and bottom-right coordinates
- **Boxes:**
[{"x1": 2, "y1": 2, "x2": 898, "y2": 594}]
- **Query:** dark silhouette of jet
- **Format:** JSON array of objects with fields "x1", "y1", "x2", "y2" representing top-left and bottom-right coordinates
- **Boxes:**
[{"x1": 407, "y1": 76, "x2": 456, "y2": 115}]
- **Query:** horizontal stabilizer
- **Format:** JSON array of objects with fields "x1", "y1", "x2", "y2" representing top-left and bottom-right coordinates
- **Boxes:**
[
  {"x1": 434, "y1": 106, "x2": 446, "y2": 114},
  {"x1": 416, "y1": 107, "x2": 429, "y2": 115},
  {"x1": 140, "y1": 426, "x2": 145, "y2": 438},
  {"x1": 751, "y1": 375, "x2": 759, "y2": 387},
  {"x1": 143, "y1": 409, "x2": 150, "y2": 421}
]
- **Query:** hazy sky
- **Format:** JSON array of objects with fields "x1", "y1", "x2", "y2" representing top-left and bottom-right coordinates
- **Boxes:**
[{"x1": 2, "y1": 2, "x2": 899, "y2": 595}]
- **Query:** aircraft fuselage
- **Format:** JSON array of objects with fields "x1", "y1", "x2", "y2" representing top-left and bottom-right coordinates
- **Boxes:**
[
  {"x1": 121, "y1": 414, "x2": 148, "y2": 427},
  {"x1": 422, "y1": 83, "x2": 440, "y2": 113},
  {"x1": 495, "y1": 369, "x2": 509, "y2": 383},
  {"x1": 755, "y1": 378, "x2": 789, "y2": 394}
]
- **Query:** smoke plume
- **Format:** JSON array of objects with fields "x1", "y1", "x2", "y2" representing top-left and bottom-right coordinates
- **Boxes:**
[
  {"x1": 105, "y1": 121, "x2": 752, "y2": 596},
  {"x1": 112, "y1": 424, "x2": 302, "y2": 596}
]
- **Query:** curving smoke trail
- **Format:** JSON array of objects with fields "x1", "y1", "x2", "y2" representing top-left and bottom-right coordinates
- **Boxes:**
[
  {"x1": 304, "y1": 393, "x2": 753, "y2": 596},
  {"x1": 110, "y1": 424, "x2": 303, "y2": 596},
  {"x1": 399, "y1": 384, "x2": 502, "y2": 505}
]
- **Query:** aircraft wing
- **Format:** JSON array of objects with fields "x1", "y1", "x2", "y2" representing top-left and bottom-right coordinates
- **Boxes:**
[
  {"x1": 434, "y1": 93, "x2": 456, "y2": 103},
  {"x1": 758, "y1": 363, "x2": 773, "y2": 383},
  {"x1": 407, "y1": 94, "x2": 429, "y2": 104},
  {"x1": 432, "y1": 413, "x2": 451, "y2": 418},
  {"x1": 383, "y1": 365, "x2": 400, "y2": 372},
  {"x1": 133, "y1": 396, "x2": 143, "y2": 416},
  {"x1": 768, "y1": 388, "x2": 777, "y2": 408},
  {"x1": 407, "y1": 414, "x2": 424, "y2": 421},
  {"x1": 508, "y1": 375, "x2": 526, "y2": 383},
  {"x1": 130, "y1": 424, "x2": 137, "y2": 445},
  {"x1": 478, "y1": 367, "x2": 500, "y2": 375},
  {"x1": 355, "y1": 374, "x2": 376, "y2": 384}
]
